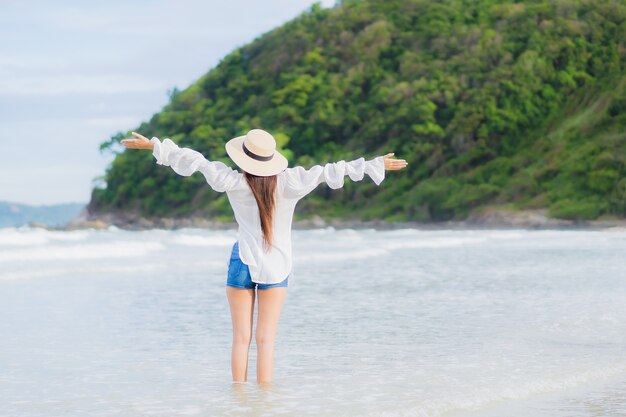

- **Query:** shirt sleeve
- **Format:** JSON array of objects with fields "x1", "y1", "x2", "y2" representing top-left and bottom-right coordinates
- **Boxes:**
[
  {"x1": 282, "y1": 155, "x2": 385, "y2": 200},
  {"x1": 150, "y1": 137, "x2": 242, "y2": 193}
]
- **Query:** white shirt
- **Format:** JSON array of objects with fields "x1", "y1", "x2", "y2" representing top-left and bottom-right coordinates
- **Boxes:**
[{"x1": 150, "y1": 137, "x2": 386, "y2": 284}]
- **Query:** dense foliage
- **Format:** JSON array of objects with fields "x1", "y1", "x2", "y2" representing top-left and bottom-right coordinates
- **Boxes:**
[{"x1": 93, "y1": 0, "x2": 626, "y2": 223}]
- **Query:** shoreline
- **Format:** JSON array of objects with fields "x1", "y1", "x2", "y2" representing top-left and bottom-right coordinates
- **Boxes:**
[{"x1": 20, "y1": 208, "x2": 626, "y2": 232}]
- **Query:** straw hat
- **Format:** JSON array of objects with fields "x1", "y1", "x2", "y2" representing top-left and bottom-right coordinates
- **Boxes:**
[{"x1": 225, "y1": 129, "x2": 288, "y2": 176}]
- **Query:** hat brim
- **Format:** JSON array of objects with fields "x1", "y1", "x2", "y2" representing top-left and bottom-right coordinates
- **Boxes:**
[{"x1": 225, "y1": 135, "x2": 288, "y2": 177}]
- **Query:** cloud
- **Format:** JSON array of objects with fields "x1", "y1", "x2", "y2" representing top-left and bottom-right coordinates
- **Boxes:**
[
  {"x1": 83, "y1": 116, "x2": 144, "y2": 128},
  {"x1": 0, "y1": 0, "x2": 338, "y2": 97},
  {"x1": 0, "y1": 0, "x2": 338, "y2": 205},
  {"x1": 5, "y1": 0, "x2": 337, "y2": 39},
  {"x1": 0, "y1": 73, "x2": 163, "y2": 96},
  {"x1": 0, "y1": 56, "x2": 69, "y2": 71}
]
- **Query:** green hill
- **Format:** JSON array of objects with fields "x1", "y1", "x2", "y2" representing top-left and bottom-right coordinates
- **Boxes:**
[{"x1": 92, "y1": 0, "x2": 626, "y2": 224}]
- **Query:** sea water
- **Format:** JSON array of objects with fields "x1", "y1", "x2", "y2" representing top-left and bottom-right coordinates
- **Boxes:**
[{"x1": 0, "y1": 226, "x2": 625, "y2": 417}]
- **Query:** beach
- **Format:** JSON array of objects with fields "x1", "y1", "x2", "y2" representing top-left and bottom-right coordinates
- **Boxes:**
[{"x1": 1, "y1": 226, "x2": 625, "y2": 416}]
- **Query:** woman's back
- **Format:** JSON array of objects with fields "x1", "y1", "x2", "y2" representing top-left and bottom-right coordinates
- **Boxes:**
[
  {"x1": 226, "y1": 173, "x2": 297, "y2": 285},
  {"x1": 227, "y1": 157, "x2": 386, "y2": 284}
]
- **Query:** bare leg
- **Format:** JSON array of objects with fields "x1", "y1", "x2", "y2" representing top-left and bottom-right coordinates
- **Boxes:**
[
  {"x1": 226, "y1": 286, "x2": 255, "y2": 382},
  {"x1": 255, "y1": 287, "x2": 287, "y2": 383}
]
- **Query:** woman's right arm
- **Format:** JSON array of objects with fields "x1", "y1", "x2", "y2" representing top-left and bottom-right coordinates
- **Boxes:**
[
  {"x1": 282, "y1": 153, "x2": 407, "y2": 200},
  {"x1": 121, "y1": 132, "x2": 242, "y2": 193}
]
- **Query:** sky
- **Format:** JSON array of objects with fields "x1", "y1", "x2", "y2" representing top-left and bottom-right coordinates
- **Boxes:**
[{"x1": 0, "y1": 0, "x2": 336, "y2": 206}]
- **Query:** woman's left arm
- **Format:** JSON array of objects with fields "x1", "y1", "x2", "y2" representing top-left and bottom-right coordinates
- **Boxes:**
[
  {"x1": 282, "y1": 152, "x2": 407, "y2": 200},
  {"x1": 383, "y1": 153, "x2": 409, "y2": 171}
]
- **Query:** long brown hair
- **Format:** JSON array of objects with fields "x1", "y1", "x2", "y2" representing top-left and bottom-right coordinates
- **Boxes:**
[{"x1": 244, "y1": 172, "x2": 277, "y2": 251}]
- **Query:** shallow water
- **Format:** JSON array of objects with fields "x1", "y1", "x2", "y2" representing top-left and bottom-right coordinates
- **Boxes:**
[{"x1": 1, "y1": 226, "x2": 625, "y2": 417}]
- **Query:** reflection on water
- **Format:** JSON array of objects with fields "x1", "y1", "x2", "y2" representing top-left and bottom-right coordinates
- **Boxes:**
[
  {"x1": 0, "y1": 226, "x2": 625, "y2": 417},
  {"x1": 454, "y1": 372, "x2": 626, "y2": 417},
  {"x1": 226, "y1": 382, "x2": 285, "y2": 417}
]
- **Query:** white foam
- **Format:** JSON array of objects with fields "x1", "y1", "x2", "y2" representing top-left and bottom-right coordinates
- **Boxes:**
[
  {"x1": 486, "y1": 231, "x2": 526, "y2": 239},
  {"x1": 0, "y1": 264, "x2": 162, "y2": 281},
  {"x1": 171, "y1": 234, "x2": 232, "y2": 247},
  {"x1": 0, "y1": 228, "x2": 91, "y2": 246},
  {"x1": 388, "y1": 236, "x2": 488, "y2": 249},
  {"x1": 297, "y1": 247, "x2": 388, "y2": 263},
  {"x1": 353, "y1": 362, "x2": 626, "y2": 417},
  {"x1": 295, "y1": 237, "x2": 488, "y2": 263},
  {"x1": 296, "y1": 237, "x2": 487, "y2": 262},
  {"x1": 0, "y1": 241, "x2": 165, "y2": 263},
  {"x1": 307, "y1": 226, "x2": 337, "y2": 235},
  {"x1": 46, "y1": 230, "x2": 91, "y2": 241},
  {"x1": 0, "y1": 229, "x2": 49, "y2": 246}
]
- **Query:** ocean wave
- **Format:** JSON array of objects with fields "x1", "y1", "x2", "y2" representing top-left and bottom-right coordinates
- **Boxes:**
[
  {"x1": 294, "y1": 236, "x2": 488, "y2": 263},
  {"x1": 296, "y1": 247, "x2": 388, "y2": 263},
  {"x1": 0, "y1": 241, "x2": 165, "y2": 263},
  {"x1": 0, "y1": 227, "x2": 91, "y2": 246},
  {"x1": 352, "y1": 362, "x2": 626, "y2": 417},
  {"x1": 385, "y1": 237, "x2": 488, "y2": 249},
  {"x1": 171, "y1": 234, "x2": 234, "y2": 247},
  {"x1": 485, "y1": 231, "x2": 526, "y2": 239},
  {"x1": 0, "y1": 229, "x2": 49, "y2": 246},
  {"x1": 0, "y1": 264, "x2": 162, "y2": 281}
]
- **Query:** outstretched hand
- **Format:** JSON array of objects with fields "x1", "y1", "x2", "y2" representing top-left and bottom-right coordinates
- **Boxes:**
[
  {"x1": 383, "y1": 153, "x2": 408, "y2": 171},
  {"x1": 121, "y1": 132, "x2": 154, "y2": 150}
]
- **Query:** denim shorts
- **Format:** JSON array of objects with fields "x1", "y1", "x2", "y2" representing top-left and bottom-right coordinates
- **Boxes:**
[{"x1": 226, "y1": 241, "x2": 289, "y2": 290}]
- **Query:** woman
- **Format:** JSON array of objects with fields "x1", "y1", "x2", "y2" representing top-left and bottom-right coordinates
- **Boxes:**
[{"x1": 121, "y1": 128, "x2": 408, "y2": 383}]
